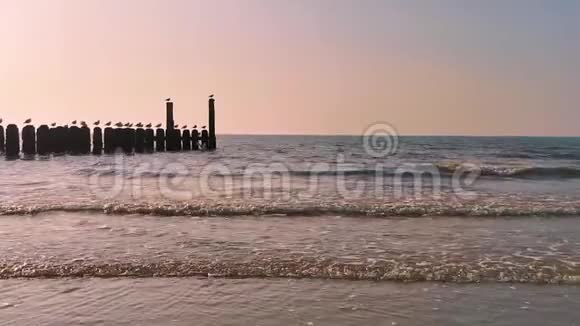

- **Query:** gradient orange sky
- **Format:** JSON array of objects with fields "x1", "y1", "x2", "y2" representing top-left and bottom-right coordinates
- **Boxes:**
[{"x1": 1, "y1": 0, "x2": 579, "y2": 136}]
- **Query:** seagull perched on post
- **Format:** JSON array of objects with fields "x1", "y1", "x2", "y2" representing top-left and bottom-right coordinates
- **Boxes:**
[
  {"x1": 209, "y1": 94, "x2": 214, "y2": 98},
  {"x1": 182, "y1": 125, "x2": 187, "y2": 129},
  {"x1": 24, "y1": 118, "x2": 32, "y2": 124},
  {"x1": 0, "y1": 118, "x2": 3, "y2": 124},
  {"x1": 80, "y1": 121, "x2": 87, "y2": 127},
  {"x1": 193, "y1": 125, "x2": 197, "y2": 129},
  {"x1": 50, "y1": 123, "x2": 56, "y2": 127},
  {"x1": 136, "y1": 123, "x2": 143, "y2": 128},
  {"x1": 115, "y1": 122, "x2": 123, "y2": 127},
  {"x1": 155, "y1": 123, "x2": 162, "y2": 128},
  {"x1": 146, "y1": 123, "x2": 152, "y2": 128},
  {"x1": 105, "y1": 121, "x2": 112, "y2": 126},
  {"x1": 72, "y1": 120, "x2": 77, "y2": 125},
  {"x1": 94, "y1": 120, "x2": 100, "y2": 126},
  {"x1": 165, "y1": 98, "x2": 171, "y2": 102},
  {"x1": 202, "y1": 126, "x2": 206, "y2": 129}
]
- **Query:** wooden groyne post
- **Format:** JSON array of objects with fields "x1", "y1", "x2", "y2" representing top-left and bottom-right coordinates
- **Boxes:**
[
  {"x1": 182, "y1": 129, "x2": 191, "y2": 150},
  {"x1": 135, "y1": 128, "x2": 145, "y2": 153},
  {"x1": 155, "y1": 128, "x2": 165, "y2": 152},
  {"x1": 93, "y1": 127, "x2": 103, "y2": 154},
  {"x1": 80, "y1": 126, "x2": 91, "y2": 154},
  {"x1": 0, "y1": 125, "x2": 4, "y2": 153},
  {"x1": 145, "y1": 129, "x2": 155, "y2": 152},
  {"x1": 36, "y1": 125, "x2": 50, "y2": 155},
  {"x1": 165, "y1": 100, "x2": 179, "y2": 151},
  {"x1": 192, "y1": 128, "x2": 199, "y2": 150},
  {"x1": 22, "y1": 125, "x2": 36, "y2": 155},
  {"x1": 209, "y1": 98, "x2": 216, "y2": 150},
  {"x1": 6, "y1": 124, "x2": 20, "y2": 157}
]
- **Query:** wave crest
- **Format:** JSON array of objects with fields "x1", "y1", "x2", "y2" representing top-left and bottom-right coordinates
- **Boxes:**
[{"x1": 0, "y1": 202, "x2": 578, "y2": 217}]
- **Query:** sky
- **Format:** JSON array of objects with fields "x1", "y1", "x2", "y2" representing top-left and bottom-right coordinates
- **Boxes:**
[{"x1": 0, "y1": 0, "x2": 579, "y2": 136}]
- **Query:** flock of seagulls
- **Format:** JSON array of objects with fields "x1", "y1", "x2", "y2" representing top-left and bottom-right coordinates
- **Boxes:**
[
  {"x1": 0, "y1": 95, "x2": 215, "y2": 128},
  {"x1": 0, "y1": 118, "x2": 206, "y2": 130}
]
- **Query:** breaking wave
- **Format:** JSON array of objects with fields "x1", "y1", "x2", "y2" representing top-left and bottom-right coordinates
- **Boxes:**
[
  {"x1": 74, "y1": 164, "x2": 580, "y2": 181},
  {"x1": 0, "y1": 202, "x2": 578, "y2": 217},
  {"x1": 437, "y1": 164, "x2": 580, "y2": 179},
  {"x1": 2, "y1": 259, "x2": 579, "y2": 284}
]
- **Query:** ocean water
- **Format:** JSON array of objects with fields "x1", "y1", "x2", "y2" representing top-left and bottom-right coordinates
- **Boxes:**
[{"x1": 1, "y1": 135, "x2": 580, "y2": 324}]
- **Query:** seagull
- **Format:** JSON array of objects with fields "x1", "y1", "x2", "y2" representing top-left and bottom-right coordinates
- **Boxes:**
[
  {"x1": 193, "y1": 125, "x2": 197, "y2": 129},
  {"x1": 202, "y1": 126, "x2": 206, "y2": 129},
  {"x1": 115, "y1": 122, "x2": 123, "y2": 127},
  {"x1": 105, "y1": 121, "x2": 112, "y2": 126},
  {"x1": 136, "y1": 123, "x2": 143, "y2": 128},
  {"x1": 72, "y1": 120, "x2": 77, "y2": 125},
  {"x1": 174, "y1": 124, "x2": 179, "y2": 129},
  {"x1": 94, "y1": 120, "x2": 100, "y2": 126},
  {"x1": 80, "y1": 121, "x2": 87, "y2": 127},
  {"x1": 155, "y1": 123, "x2": 162, "y2": 128},
  {"x1": 0, "y1": 118, "x2": 3, "y2": 124},
  {"x1": 124, "y1": 123, "x2": 130, "y2": 127},
  {"x1": 182, "y1": 125, "x2": 187, "y2": 129},
  {"x1": 146, "y1": 123, "x2": 152, "y2": 128},
  {"x1": 209, "y1": 94, "x2": 214, "y2": 98},
  {"x1": 24, "y1": 118, "x2": 32, "y2": 124},
  {"x1": 50, "y1": 123, "x2": 56, "y2": 127},
  {"x1": 165, "y1": 98, "x2": 171, "y2": 102}
]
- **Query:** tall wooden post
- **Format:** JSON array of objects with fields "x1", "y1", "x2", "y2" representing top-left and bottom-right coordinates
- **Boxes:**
[
  {"x1": 166, "y1": 101, "x2": 177, "y2": 151},
  {"x1": 5, "y1": 124, "x2": 19, "y2": 157},
  {"x1": 166, "y1": 101, "x2": 174, "y2": 131},
  {"x1": 209, "y1": 98, "x2": 216, "y2": 150}
]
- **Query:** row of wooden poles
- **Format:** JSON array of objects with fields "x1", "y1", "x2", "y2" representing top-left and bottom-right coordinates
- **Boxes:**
[
  {"x1": 0, "y1": 124, "x2": 211, "y2": 157},
  {"x1": 0, "y1": 99, "x2": 217, "y2": 157}
]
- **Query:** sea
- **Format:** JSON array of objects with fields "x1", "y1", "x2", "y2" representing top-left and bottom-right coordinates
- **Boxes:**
[{"x1": 1, "y1": 135, "x2": 580, "y2": 325}]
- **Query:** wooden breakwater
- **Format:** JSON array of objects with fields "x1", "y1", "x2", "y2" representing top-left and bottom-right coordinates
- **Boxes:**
[{"x1": 0, "y1": 99, "x2": 217, "y2": 158}]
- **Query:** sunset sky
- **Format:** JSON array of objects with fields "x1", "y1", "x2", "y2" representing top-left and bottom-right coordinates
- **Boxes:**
[{"x1": 1, "y1": 0, "x2": 579, "y2": 136}]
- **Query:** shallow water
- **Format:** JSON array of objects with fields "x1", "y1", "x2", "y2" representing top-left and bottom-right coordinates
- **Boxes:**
[
  {"x1": 1, "y1": 278, "x2": 579, "y2": 326},
  {"x1": 1, "y1": 213, "x2": 579, "y2": 283},
  {"x1": 2, "y1": 135, "x2": 580, "y2": 323}
]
